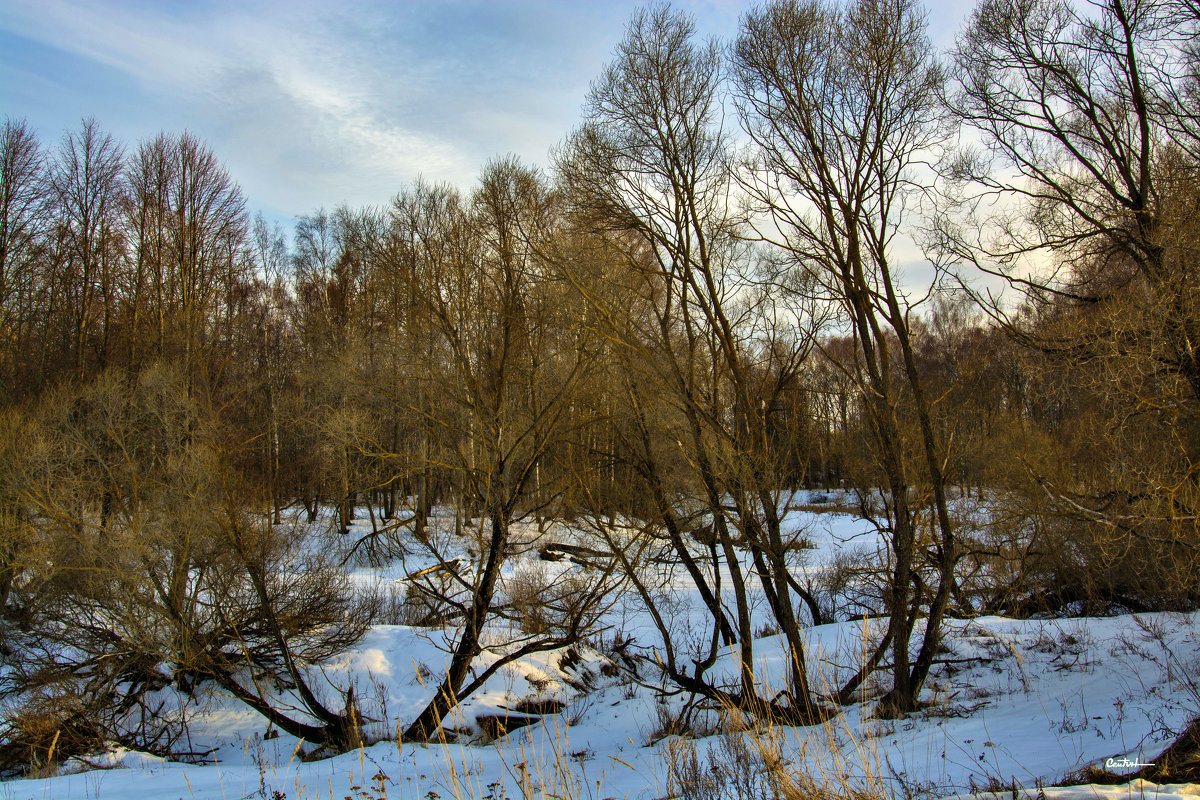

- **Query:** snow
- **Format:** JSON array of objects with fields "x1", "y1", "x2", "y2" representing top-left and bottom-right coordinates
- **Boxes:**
[
  {"x1": 3, "y1": 498, "x2": 1199, "y2": 799},
  {"x1": 947, "y1": 782, "x2": 1200, "y2": 800}
]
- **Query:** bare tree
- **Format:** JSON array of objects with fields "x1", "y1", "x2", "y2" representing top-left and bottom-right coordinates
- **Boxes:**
[
  {"x1": 1, "y1": 366, "x2": 376, "y2": 766},
  {"x1": 559, "y1": 4, "x2": 836, "y2": 723},
  {"x1": 167, "y1": 132, "x2": 249, "y2": 381},
  {"x1": 941, "y1": 0, "x2": 1200, "y2": 614},
  {"x1": 48, "y1": 118, "x2": 125, "y2": 379},
  {"x1": 732, "y1": 0, "x2": 955, "y2": 715},
  {"x1": 941, "y1": 0, "x2": 1200, "y2": 441},
  {"x1": 120, "y1": 131, "x2": 250, "y2": 383},
  {"x1": 942, "y1": 0, "x2": 1198, "y2": 304},
  {"x1": 388, "y1": 159, "x2": 604, "y2": 740},
  {"x1": 124, "y1": 133, "x2": 175, "y2": 370},
  {"x1": 0, "y1": 117, "x2": 47, "y2": 401},
  {"x1": 0, "y1": 122, "x2": 47, "y2": 623},
  {"x1": 248, "y1": 212, "x2": 292, "y2": 524}
]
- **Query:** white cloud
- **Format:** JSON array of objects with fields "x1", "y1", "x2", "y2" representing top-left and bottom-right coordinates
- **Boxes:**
[
  {"x1": 3, "y1": 0, "x2": 225, "y2": 89},
  {"x1": 1, "y1": 0, "x2": 976, "y2": 224},
  {"x1": 1, "y1": 0, "x2": 483, "y2": 213}
]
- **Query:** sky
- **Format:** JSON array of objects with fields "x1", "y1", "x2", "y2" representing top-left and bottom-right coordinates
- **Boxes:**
[{"x1": 1, "y1": 0, "x2": 977, "y2": 228}]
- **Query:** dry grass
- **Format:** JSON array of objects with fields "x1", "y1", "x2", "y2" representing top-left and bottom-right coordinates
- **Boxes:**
[
  {"x1": 0, "y1": 694, "x2": 104, "y2": 778},
  {"x1": 658, "y1": 707, "x2": 888, "y2": 800}
]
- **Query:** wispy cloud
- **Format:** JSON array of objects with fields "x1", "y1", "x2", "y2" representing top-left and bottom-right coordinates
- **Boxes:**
[
  {"x1": 0, "y1": 0, "x2": 972, "y2": 222},
  {"x1": 1, "y1": 0, "x2": 545, "y2": 214}
]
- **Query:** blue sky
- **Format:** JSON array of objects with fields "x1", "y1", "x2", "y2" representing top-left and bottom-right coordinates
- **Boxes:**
[{"x1": 1, "y1": 0, "x2": 975, "y2": 225}]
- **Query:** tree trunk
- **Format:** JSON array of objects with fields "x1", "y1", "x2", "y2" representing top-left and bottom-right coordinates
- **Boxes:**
[{"x1": 402, "y1": 504, "x2": 508, "y2": 741}]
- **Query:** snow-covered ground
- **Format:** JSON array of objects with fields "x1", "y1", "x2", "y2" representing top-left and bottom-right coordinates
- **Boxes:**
[{"x1": 4, "y1": 497, "x2": 1199, "y2": 800}]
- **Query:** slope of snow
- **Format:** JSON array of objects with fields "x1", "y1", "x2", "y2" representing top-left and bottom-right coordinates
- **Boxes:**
[{"x1": 3, "y1": 500, "x2": 1198, "y2": 799}]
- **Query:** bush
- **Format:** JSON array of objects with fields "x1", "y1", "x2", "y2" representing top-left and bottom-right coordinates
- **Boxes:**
[{"x1": 504, "y1": 563, "x2": 593, "y2": 637}]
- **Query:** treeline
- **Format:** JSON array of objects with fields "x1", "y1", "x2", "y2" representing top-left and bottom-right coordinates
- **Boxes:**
[{"x1": 0, "y1": 0, "x2": 1198, "y2": 766}]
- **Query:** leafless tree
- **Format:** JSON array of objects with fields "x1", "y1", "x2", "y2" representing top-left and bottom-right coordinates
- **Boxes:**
[
  {"x1": 732, "y1": 0, "x2": 955, "y2": 715},
  {"x1": 1, "y1": 366, "x2": 376, "y2": 765},
  {"x1": 0, "y1": 117, "x2": 47, "y2": 401},
  {"x1": 386, "y1": 159, "x2": 607, "y2": 740},
  {"x1": 559, "y1": 4, "x2": 835, "y2": 723},
  {"x1": 942, "y1": 0, "x2": 1198, "y2": 302},
  {"x1": 48, "y1": 118, "x2": 125, "y2": 379},
  {"x1": 941, "y1": 0, "x2": 1200, "y2": 614}
]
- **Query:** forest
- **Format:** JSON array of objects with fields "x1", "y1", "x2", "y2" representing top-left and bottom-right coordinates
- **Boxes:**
[{"x1": 1, "y1": 0, "x2": 1199, "y2": 796}]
